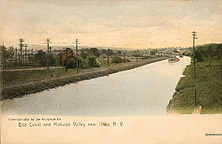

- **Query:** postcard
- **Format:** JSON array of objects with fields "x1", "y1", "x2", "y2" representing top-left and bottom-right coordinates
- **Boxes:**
[{"x1": 1, "y1": 0, "x2": 222, "y2": 143}]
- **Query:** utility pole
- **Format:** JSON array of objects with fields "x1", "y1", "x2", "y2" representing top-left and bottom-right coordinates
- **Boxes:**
[
  {"x1": 19, "y1": 39, "x2": 24, "y2": 63},
  {"x1": 192, "y1": 31, "x2": 198, "y2": 106},
  {"x1": 75, "y1": 38, "x2": 80, "y2": 52},
  {"x1": 75, "y1": 38, "x2": 80, "y2": 73},
  {"x1": 124, "y1": 52, "x2": 126, "y2": 63},
  {"x1": 45, "y1": 38, "x2": 51, "y2": 70},
  {"x1": 24, "y1": 44, "x2": 28, "y2": 63},
  {"x1": 195, "y1": 90, "x2": 197, "y2": 106},
  {"x1": 2, "y1": 43, "x2": 6, "y2": 68},
  {"x1": 15, "y1": 47, "x2": 17, "y2": 63},
  {"x1": 49, "y1": 46, "x2": 52, "y2": 68},
  {"x1": 65, "y1": 48, "x2": 68, "y2": 72},
  {"x1": 192, "y1": 31, "x2": 197, "y2": 77},
  {"x1": 107, "y1": 49, "x2": 110, "y2": 66}
]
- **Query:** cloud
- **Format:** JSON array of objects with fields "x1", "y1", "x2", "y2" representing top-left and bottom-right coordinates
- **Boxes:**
[{"x1": 1, "y1": 1, "x2": 221, "y2": 49}]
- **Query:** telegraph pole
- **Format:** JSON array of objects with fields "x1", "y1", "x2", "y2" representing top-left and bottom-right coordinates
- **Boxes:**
[
  {"x1": 75, "y1": 38, "x2": 80, "y2": 52},
  {"x1": 192, "y1": 31, "x2": 198, "y2": 106},
  {"x1": 75, "y1": 38, "x2": 80, "y2": 73},
  {"x1": 45, "y1": 38, "x2": 51, "y2": 70},
  {"x1": 2, "y1": 43, "x2": 6, "y2": 68},
  {"x1": 192, "y1": 31, "x2": 197, "y2": 77},
  {"x1": 124, "y1": 51, "x2": 126, "y2": 63},
  {"x1": 49, "y1": 46, "x2": 52, "y2": 68},
  {"x1": 107, "y1": 49, "x2": 110, "y2": 66},
  {"x1": 15, "y1": 47, "x2": 17, "y2": 63},
  {"x1": 24, "y1": 44, "x2": 28, "y2": 63},
  {"x1": 19, "y1": 39, "x2": 24, "y2": 63}
]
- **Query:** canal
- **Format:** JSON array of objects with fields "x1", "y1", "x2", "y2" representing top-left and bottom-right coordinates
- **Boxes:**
[{"x1": 2, "y1": 56, "x2": 190, "y2": 116}]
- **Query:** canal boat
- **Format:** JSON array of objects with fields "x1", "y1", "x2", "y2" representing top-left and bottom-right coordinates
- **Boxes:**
[{"x1": 168, "y1": 57, "x2": 180, "y2": 62}]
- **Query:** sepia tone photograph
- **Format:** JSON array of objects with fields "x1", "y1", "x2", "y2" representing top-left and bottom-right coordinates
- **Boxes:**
[{"x1": 0, "y1": 0, "x2": 222, "y2": 143}]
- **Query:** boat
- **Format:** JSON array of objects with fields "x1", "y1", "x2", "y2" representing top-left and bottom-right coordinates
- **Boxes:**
[{"x1": 168, "y1": 57, "x2": 180, "y2": 62}]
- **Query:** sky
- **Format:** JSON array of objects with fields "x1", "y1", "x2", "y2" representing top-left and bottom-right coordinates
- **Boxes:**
[{"x1": 0, "y1": 0, "x2": 222, "y2": 50}]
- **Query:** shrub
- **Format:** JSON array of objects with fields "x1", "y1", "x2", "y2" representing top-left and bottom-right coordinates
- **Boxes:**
[
  {"x1": 142, "y1": 56, "x2": 151, "y2": 59},
  {"x1": 87, "y1": 56, "x2": 100, "y2": 67},
  {"x1": 112, "y1": 56, "x2": 124, "y2": 63},
  {"x1": 66, "y1": 58, "x2": 76, "y2": 68}
]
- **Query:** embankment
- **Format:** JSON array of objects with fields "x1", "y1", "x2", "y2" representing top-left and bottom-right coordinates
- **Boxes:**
[
  {"x1": 167, "y1": 59, "x2": 222, "y2": 114},
  {"x1": 2, "y1": 57, "x2": 167, "y2": 99}
]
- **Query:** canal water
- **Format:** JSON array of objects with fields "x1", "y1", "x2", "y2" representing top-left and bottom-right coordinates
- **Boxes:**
[{"x1": 2, "y1": 57, "x2": 190, "y2": 116}]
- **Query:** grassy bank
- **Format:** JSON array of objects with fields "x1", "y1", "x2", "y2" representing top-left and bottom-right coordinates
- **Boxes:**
[
  {"x1": 1, "y1": 57, "x2": 167, "y2": 99},
  {"x1": 2, "y1": 67, "x2": 95, "y2": 85},
  {"x1": 167, "y1": 59, "x2": 222, "y2": 114}
]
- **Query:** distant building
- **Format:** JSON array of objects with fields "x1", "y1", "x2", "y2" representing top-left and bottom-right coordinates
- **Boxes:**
[{"x1": 59, "y1": 48, "x2": 73, "y2": 66}]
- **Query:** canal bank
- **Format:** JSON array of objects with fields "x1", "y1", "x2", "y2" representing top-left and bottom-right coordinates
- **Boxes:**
[
  {"x1": 167, "y1": 58, "x2": 222, "y2": 115},
  {"x1": 2, "y1": 57, "x2": 167, "y2": 99}
]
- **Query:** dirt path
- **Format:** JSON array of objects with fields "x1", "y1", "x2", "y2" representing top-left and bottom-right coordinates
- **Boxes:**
[{"x1": 1, "y1": 66, "x2": 63, "y2": 72}]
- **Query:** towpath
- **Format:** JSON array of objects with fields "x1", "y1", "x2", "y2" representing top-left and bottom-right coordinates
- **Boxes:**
[{"x1": 1, "y1": 66, "x2": 63, "y2": 72}]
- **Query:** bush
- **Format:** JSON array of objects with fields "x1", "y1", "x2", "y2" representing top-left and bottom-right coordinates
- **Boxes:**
[
  {"x1": 142, "y1": 56, "x2": 151, "y2": 59},
  {"x1": 192, "y1": 44, "x2": 222, "y2": 62},
  {"x1": 112, "y1": 56, "x2": 124, "y2": 63},
  {"x1": 87, "y1": 56, "x2": 100, "y2": 67},
  {"x1": 66, "y1": 58, "x2": 76, "y2": 68},
  {"x1": 81, "y1": 60, "x2": 89, "y2": 68},
  {"x1": 194, "y1": 48, "x2": 204, "y2": 62}
]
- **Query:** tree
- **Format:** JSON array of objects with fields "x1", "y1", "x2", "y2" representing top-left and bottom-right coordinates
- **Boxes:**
[
  {"x1": 32, "y1": 50, "x2": 47, "y2": 66},
  {"x1": 90, "y1": 48, "x2": 100, "y2": 57},
  {"x1": 193, "y1": 44, "x2": 221, "y2": 62},
  {"x1": 80, "y1": 48, "x2": 100, "y2": 59},
  {"x1": 1, "y1": 45, "x2": 9, "y2": 59},
  {"x1": 65, "y1": 48, "x2": 74, "y2": 55},
  {"x1": 107, "y1": 49, "x2": 114, "y2": 56},
  {"x1": 80, "y1": 48, "x2": 102, "y2": 68},
  {"x1": 8, "y1": 46, "x2": 14, "y2": 58},
  {"x1": 1, "y1": 45, "x2": 10, "y2": 67},
  {"x1": 150, "y1": 49, "x2": 156, "y2": 55},
  {"x1": 216, "y1": 44, "x2": 222, "y2": 60},
  {"x1": 66, "y1": 58, "x2": 76, "y2": 68},
  {"x1": 117, "y1": 51, "x2": 122, "y2": 55},
  {"x1": 194, "y1": 47, "x2": 204, "y2": 62},
  {"x1": 80, "y1": 49, "x2": 90, "y2": 60},
  {"x1": 87, "y1": 56, "x2": 100, "y2": 67},
  {"x1": 48, "y1": 54, "x2": 56, "y2": 66}
]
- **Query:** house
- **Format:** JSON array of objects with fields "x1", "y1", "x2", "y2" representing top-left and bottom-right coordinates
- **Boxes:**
[{"x1": 59, "y1": 48, "x2": 73, "y2": 66}]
